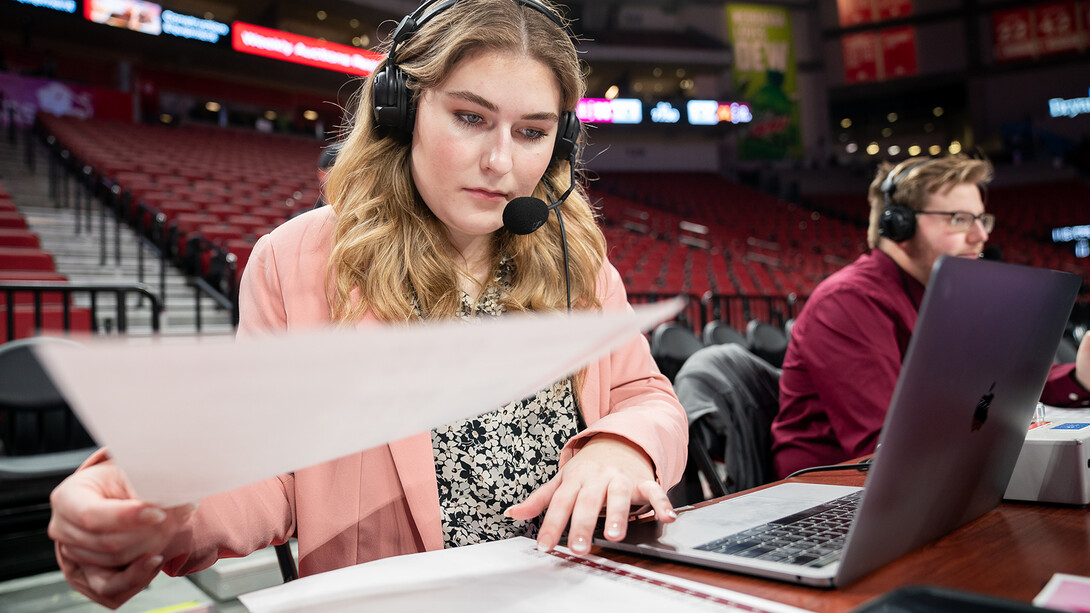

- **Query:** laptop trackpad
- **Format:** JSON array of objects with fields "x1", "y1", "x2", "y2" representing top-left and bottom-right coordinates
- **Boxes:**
[{"x1": 626, "y1": 483, "x2": 862, "y2": 550}]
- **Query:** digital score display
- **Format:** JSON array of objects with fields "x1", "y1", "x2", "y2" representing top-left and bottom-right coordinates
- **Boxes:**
[
  {"x1": 85, "y1": 0, "x2": 162, "y2": 35},
  {"x1": 577, "y1": 98, "x2": 752, "y2": 126}
]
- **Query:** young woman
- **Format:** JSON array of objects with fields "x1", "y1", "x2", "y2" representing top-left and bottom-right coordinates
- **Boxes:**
[{"x1": 48, "y1": 1, "x2": 687, "y2": 607}]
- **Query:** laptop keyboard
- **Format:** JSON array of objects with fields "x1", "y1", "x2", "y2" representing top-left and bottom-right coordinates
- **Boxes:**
[{"x1": 694, "y1": 490, "x2": 862, "y2": 568}]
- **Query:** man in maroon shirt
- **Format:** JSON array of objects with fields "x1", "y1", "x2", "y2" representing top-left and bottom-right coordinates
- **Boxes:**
[{"x1": 771, "y1": 155, "x2": 1090, "y2": 479}]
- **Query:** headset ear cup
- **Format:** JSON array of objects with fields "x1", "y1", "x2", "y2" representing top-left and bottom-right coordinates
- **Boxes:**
[
  {"x1": 879, "y1": 205, "x2": 916, "y2": 242},
  {"x1": 552, "y1": 111, "x2": 580, "y2": 162},
  {"x1": 372, "y1": 64, "x2": 411, "y2": 133}
]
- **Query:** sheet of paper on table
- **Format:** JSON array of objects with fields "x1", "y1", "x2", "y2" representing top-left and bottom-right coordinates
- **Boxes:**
[
  {"x1": 239, "y1": 536, "x2": 813, "y2": 613},
  {"x1": 34, "y1": 298, "x2": 683, "y2": 506},
  {"x1": 1033, "y1": 572, "x2": 1090, "y2": 613}
]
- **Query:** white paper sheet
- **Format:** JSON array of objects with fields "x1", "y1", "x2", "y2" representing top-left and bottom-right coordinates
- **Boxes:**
[
  {"x1": 238, "y1": 537, "x2": 812, "y2": 613},
  {"x1": 34, "y1": 299, "x2": 684, "y2": 506}
]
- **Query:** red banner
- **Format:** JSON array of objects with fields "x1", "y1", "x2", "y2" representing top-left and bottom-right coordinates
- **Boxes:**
[
  {"x1": 838, "y1": 0, "x2": 874, "y2": 26},
  {"x1": 876, "y1": 0, "x2": 912, "y2": 21},
  {"x1": 231, "y1": 22, "x2": 382, "y2": 77},
  {"x1": 842, "y1": 32, "x2": 879, "y2": 84},
  {"x1": 1037, "y1": 1, "x2": 1081, "y2": 54},
  {"x1": 837, "y1": 0, "x2": 913, "y2": 26},
  {"x1": 992, "y1": 2, "x2": 1088, "y2": 62},
  {"x1": 842, "y1": 27, "x2": 916, "y2": 84},
  {"x1": 880, "y1": 25, "x2": 918, "y2": 78},
  {"x1": 993, "y1": 7, "x2": 1037, "y2": 60}
]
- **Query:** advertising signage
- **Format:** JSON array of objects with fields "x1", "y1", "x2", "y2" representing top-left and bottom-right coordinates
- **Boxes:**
[
  {"x1": 1052, "y1": 224, "x2": 1090, "y2": 257},
  {"x1": 85, "y1": 0, "x2": 162, "y2": 35},
  {"x1": 11, "y1": 0, "x2": 77, "y2": 13},
  {"x1": 576, "y1": 98, "x2": 752, "y2": 127},
  {"x1": 727, "y1": 3, "x2": 801, "y2": 160},
  {"x1": 161, "y1": 11, "x2": 230, "y2": 44},
  {"x1": 232, "y1": 22, "x2": 383, "y2": 77}
]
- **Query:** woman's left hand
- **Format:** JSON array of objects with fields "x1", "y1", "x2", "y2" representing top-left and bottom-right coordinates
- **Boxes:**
[{"x1": 505, "y1": 433, "x2": 677, "y2": 555}]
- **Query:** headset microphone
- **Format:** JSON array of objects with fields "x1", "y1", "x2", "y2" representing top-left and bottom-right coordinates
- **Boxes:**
[
  {"x1": 501, "y1": 159, "x2": 577, "y2": 312},
  {"x1": 502, "y1": 180, "x2": 575, "y2": 235},
  {"x1": 502, "y1": 197, "x2": 549, "y2": 235}
]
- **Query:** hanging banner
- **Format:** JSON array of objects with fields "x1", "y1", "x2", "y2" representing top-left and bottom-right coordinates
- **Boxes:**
[
  {"x1": 837, "y1": 0, "x2": 873, "y2": 27},
  {"x1": 1036, "y1": 1, "x2": 1081, "y2": 54},
  {"x1": 993, "y1": 7, "x2": 1037, "y2": 61},
  {"x1": 727, "y1": 3, "x2": 801, "y2": 161},
  {"x1": 841, "y1": 26, "x2": 917, "y2": 84},
  {"x1": 880, "y1": 25, "x2": 918, "y2": 79},
  {"x1": 876, "y1": 0, "x2": 913, "y2": 21},
  {"x1": 992, "y1": 1, "x2": 1088, "y2": 62},
  {"x1": 842, "y1": 32, "x2": 879, "y2": 84},
  {"x1": 837, "y1": 0, "x2": 913, "y2": 26}
]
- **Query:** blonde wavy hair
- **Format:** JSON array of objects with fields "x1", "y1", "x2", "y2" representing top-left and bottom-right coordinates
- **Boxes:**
[
  {"x1": 324, "y1": 0, "x2": 605, "y2": 323},
  {"x1": 867, "y1": 154, "x2": 994, "y2": 249}
]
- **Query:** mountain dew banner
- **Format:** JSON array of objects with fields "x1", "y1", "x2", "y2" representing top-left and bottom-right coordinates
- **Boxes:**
[{"x1": 727, "y1": 4, "x2": 801, "y2": 160}]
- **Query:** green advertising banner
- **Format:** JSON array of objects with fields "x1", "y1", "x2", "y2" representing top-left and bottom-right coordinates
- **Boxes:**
[{"x1": 727, "y1": 4, "x2": 801, "y2": 160}]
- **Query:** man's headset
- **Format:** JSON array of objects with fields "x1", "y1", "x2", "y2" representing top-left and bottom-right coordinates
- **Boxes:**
[
  {"x1": 878, "y1": 159, "x2": 934, "y2": 242},
  {"x1": 371, "y1": 0, "x2": 581, "y2": 166}
]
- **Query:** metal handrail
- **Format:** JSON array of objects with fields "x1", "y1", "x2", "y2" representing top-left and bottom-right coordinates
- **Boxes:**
[{"x1": 1, "y1": 282, "x2": 162, "y2": 340}]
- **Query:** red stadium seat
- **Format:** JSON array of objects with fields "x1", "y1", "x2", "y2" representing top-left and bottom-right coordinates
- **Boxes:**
[
  {"x1": 0, "y1": 248, "x2": 56, "y2": 272},
  {"x1": 0, "y1": 212, "x2": 27, "y2": 229},
  {"x1": 0, "y1": 306, "x2": 94, "y2": 342},
  {"x1": 0, "y1": 230, "x2": 41, "y2": 249}
]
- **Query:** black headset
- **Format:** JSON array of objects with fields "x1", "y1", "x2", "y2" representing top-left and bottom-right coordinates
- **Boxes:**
[
  {"x1": 371, "y1": 0, "x2": 581, "y2": 165},
  {"x1": 878, "y1": 159, "x2": 933, "y2": 242}
]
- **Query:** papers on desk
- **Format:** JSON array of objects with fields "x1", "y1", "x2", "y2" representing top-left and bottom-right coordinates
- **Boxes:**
[
  {"x1": 238, "y1": 537, "x2": 813, "y2": 613},
  {"x1": 1034, "y1": 573, "x2": 1090, "y2": 613},
  {"x1": 34, "y1": 298, "x2": 684, "y2": 506}
]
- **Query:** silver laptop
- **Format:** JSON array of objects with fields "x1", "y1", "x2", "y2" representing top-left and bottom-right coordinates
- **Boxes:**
[{"x1": 596, "y1": 255, "x2": 1081, "y2": 587}]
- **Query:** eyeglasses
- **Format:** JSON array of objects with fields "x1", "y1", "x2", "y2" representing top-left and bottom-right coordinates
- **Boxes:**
[{"x1": 915, "y1": 210, "x2": 996, "y2": 233}]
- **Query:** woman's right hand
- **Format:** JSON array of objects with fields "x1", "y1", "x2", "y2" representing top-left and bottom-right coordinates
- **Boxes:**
[{"x1": 48, "y1": 460, "x2": 197, "y2": 609}]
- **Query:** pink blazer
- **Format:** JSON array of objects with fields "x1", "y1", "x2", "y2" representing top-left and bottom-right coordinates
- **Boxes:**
[{"x1": 67, "y1": 206, "x2": 687, "y2": 581}]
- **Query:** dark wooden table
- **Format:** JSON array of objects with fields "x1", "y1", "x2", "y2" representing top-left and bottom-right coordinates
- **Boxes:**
[{"x1": 597, "y1": 468, "x2": 1090, "y2": 611}]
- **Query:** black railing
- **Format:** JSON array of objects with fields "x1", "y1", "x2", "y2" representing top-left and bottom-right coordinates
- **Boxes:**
[
  {"x1": 628, "y1": 293, "x2": 705, "y2": 335},
  {"x1": 1, "y1": 282, "x2": 162, "y2": 340},
  {"x1": 627, "y1": 292, "x2": 807, "y2": 336},
  {"x1": 36, "y1": 127, "x2": 233, "y2": 333}
]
